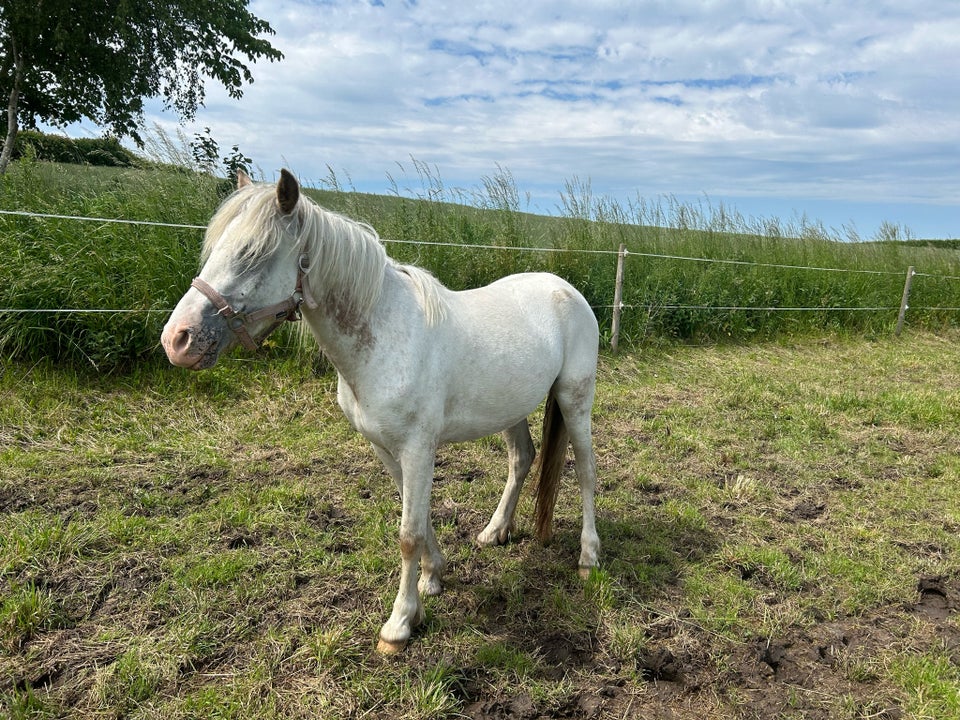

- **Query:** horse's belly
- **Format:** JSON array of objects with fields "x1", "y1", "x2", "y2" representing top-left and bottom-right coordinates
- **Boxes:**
[
  {"x1": 439, "y1": 401, "x2": 539, "y2": 443},
  {"x1": 437, "y1": 361, "x2": 558, "y2": 443}
]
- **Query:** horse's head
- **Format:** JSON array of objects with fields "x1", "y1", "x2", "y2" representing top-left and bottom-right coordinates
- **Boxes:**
[{"x1": 161, "y1": 169, "x2": 307, "y2": 369}]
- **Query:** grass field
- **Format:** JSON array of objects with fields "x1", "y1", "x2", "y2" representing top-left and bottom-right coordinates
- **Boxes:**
[
  {"x1": 2, "y1": 331, "x2": 959, "y2": 718},
  {"x1": 2, "y1": 157, "x2": 959, "y2": 369}
]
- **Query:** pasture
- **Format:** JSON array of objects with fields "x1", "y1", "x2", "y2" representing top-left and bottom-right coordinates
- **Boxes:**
[{"x1": 3, "y1": 332, "x2": 959, "y2": 719}]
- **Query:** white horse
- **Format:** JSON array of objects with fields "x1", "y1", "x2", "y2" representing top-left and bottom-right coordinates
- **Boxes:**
[{"x1": 161, "y1": 170, "x2": 601, "y2": 653}]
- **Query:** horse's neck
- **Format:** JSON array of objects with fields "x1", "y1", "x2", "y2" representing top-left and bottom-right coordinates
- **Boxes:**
[{"x1": 301, "y1": 264, "x2": 406, "y2": 381}]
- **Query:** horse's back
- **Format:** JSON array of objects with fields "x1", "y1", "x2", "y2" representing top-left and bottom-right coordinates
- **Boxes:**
[
  {"x1": 460, "y1": 272, "x2": 595, "y2": 326},
  {"x1": 443, "y1": 271, "x2": 597, "y2": 377},
  {"x1": 476, "y1": 271, "x2": 596, "y2": 349}
]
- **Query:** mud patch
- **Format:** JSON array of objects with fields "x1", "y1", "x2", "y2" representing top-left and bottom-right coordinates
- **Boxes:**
[
  {"x1": 637, "y1": 646, "x2": 682, "y2": 681},
  {"x1": 537, "y1": 631, "x2": 596, "y2": 672},
  {"x1": 789, "y1": 498, "x2": 826, "y2": 521},
  {"x1": 911, "y1": 575, "x2": 957, "y2": 621}
]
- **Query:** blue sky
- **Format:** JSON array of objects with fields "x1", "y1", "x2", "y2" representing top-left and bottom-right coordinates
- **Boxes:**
[{"x1": 125, "y1": 2, "x2": 960, "y2": 238}]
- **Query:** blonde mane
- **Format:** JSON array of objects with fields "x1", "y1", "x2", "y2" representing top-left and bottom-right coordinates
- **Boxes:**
[{"x1": 202, "y1": 184, "x2": 445, "y2": 324}]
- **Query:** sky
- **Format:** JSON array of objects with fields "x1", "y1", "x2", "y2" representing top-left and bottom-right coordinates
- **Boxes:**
[{"x1": 83, "y1": 1, "x2": 960, "y2": 238}]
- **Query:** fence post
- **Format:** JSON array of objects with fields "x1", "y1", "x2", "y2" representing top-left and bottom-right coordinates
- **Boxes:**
[
  {"x1": 895, "y1": 266, "x2": 915, "y2": 337},
  {"x1": 610, "y1": 243, "x2": 626, "y2": 352}
]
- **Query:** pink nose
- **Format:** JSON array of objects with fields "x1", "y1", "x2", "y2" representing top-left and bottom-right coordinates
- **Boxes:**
[{"x1": 161, "y1": 321, "x2": 212, "y2": 369}]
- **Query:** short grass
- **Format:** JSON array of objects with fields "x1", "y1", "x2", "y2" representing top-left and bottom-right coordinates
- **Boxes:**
[{"x1": 2, "y1": 331, "x2": 960, "y2": 718}]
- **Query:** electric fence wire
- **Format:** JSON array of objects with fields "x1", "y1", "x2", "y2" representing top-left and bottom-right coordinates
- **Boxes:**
[{"x1": 2, "y1": 208, "x2": 958, "y2": 315}]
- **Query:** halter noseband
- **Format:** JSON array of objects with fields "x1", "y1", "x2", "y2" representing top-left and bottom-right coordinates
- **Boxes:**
[{"x1": 190, "y1": 253, "x2": 317, "y2": 352}]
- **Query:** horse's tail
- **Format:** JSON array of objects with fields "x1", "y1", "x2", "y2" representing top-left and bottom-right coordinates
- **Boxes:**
[{"x1": 534, "y1": 388, "x2": 569, "y2": 543}]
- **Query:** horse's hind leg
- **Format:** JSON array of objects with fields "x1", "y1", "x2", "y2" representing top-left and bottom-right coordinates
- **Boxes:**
[
  {"x1": 555, "y1": 378, "x2": 601, "y2": 576},
  {"x1": 477, "y1": 419, "x2": 535, "y2": 546},
  {"x1": 372, "y1": 442, "x2": 403, "y2": 497}
]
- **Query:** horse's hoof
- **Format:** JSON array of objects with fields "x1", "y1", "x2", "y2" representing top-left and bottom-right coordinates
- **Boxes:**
[
  {"x1": 578, "y1": 565, "x2": 595, "y2": 580},
  {"x1": 377, "y1": 637, "x2": 408, "y2": 655},
  {"x1": 419, "y1": 576, "x2": 443, "y2": 597},
  {"x1": 476, "y1": 527, "x2": 509, "y2": 547}
]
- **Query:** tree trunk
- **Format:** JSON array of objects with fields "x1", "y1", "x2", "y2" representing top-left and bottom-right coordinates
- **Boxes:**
[{"x1": 0, "y1": 48, "x2": 24, "y2": 175}]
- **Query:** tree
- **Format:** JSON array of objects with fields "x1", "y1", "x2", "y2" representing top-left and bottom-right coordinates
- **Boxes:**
[{"x1": 0, "y1": 0, "x2": 283, "y2": 173}]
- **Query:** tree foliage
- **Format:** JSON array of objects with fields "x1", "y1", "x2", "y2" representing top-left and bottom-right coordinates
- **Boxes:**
[{"x1": 0, "y1": 0, "x2": 282, "y2": 172}]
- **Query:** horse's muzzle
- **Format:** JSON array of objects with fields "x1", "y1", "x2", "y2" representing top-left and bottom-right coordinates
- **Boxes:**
[{"x1": 160, "y1": 320, "x2": 224, "y2": 370}]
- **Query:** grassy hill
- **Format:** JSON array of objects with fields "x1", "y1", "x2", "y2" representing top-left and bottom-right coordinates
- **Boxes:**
[{"x1": 1, "y1": 157, "x2": 958, "y2": 369}]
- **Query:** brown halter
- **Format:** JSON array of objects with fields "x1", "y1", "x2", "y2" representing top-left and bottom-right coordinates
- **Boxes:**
[{"x1": 190, "y1": 253, "x2": 317, "y2": 352}]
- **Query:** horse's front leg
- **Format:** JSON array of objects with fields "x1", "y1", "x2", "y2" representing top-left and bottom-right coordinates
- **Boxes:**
[
  {"x1": 377, "y1": 446, "x2": 444, "y2": 654},
  {"x1": 372, "y1": 441, "x2": 445, "y2": 597}
]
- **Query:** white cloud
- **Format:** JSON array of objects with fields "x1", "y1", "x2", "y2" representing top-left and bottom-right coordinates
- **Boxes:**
[{"x1": 144, "y1": 0, "x2": 960, "y2": 236}]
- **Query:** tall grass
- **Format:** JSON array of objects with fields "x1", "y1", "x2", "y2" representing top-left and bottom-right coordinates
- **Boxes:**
[
  {"x1": 319, "y1": 163, "x2": 960, "y2": 346},
  {"x1": 0, "y1": 160, "x2": 218, "y2": 368},
  {"x1": 1, "y1": 154, "x2": 958, "y2": 370}
]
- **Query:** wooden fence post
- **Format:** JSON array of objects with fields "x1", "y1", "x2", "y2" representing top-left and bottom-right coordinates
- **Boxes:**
[
  {"x1": 895, "y1": 266, "x2": 915, "y2": 337},
  {"x1": 610, "y1": 243, "x2": 626, "y2": 352}
]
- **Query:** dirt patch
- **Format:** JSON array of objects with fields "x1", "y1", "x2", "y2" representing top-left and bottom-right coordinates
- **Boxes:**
[
  {"x1": 789, "y1": 498, "x2": 826, "y2": 521},
  {"x1": 450, "y1": 566, "x2": 960, "y2": 719},
  {"x1": 911, "y1": 575, "x2": 958, "y2": 622},
  {"x1": 462, "y1": 687, "x2": 626, "y2": 720}
]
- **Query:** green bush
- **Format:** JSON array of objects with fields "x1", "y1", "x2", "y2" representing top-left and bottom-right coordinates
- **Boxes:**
[{"x1": 14, "y1": 130, "x2": 140, "y2": 167}]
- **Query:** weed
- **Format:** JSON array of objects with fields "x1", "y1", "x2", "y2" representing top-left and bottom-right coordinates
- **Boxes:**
[
  {"x1": 0, "y1": 581, "x2": 62, "y2": 650},
  {"x1": 1, "y1": 685, "x2": 57, "y2": 720},
  {"x1": 891, "y1": 647, "x2": 960, "y2": 718},
  {"x1": 407, "y1": 662, "x2": 464, "y2": 718}
]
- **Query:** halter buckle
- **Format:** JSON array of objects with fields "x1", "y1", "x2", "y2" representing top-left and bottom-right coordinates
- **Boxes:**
[{"x1": 226, "y1": 313, "x2": 248, "y2": 331}]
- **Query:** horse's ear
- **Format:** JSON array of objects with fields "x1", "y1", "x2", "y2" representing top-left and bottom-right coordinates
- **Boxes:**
[
  {"x1": 277, "y1": 169, "x2": 300, "y2": 215},
  {"x1": 236, "y1": 169, "x2": 252, "y2": 189}
]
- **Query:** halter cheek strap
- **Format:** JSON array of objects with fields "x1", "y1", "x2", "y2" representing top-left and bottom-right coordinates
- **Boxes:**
[
  {"x1": 190, "y1": 277, "x2": 262, "y2": 351},
  {"x1": 190, "y1": 253, "x2": 315, "y2": 352}
]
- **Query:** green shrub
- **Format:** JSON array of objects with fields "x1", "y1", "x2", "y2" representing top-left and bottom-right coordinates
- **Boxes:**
[{"x1": 14, "y1": 130, "x2": 140, "y2": 167}]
